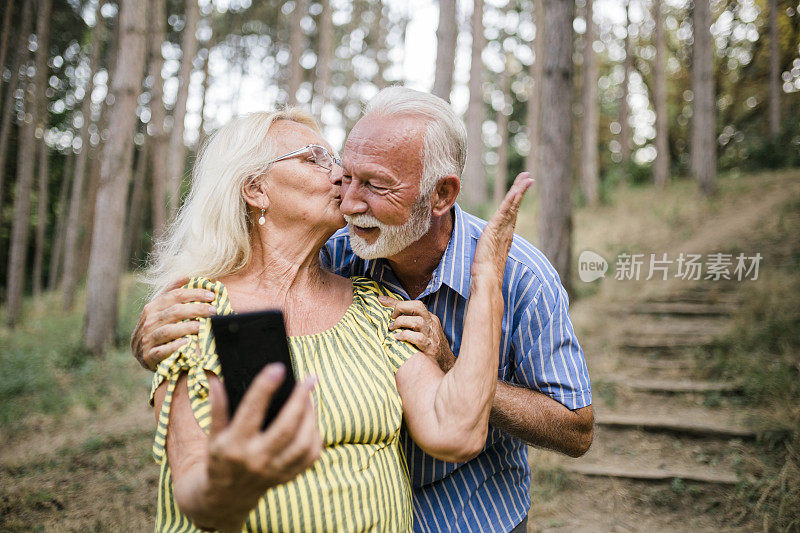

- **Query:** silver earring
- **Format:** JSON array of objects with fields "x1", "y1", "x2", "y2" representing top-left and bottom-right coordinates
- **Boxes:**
[{"x1": 258, "y1": 208, "x2": 266, "y2": 226}]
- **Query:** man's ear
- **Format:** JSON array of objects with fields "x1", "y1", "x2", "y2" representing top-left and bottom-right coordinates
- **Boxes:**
[
  {"x1": 242, "y1": 175, "x2": 270, "y2": 212},
  {"x1": 431, "y1": 175, "x2": 460, "y2": 217}
]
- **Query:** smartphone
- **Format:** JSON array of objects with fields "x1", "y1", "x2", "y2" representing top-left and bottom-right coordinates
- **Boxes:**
[{"x1": 210, "y1": 310, "x2": 296, "y2": 430}]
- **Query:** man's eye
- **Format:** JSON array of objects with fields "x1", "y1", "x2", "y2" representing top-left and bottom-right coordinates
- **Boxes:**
[{"x1": 369, "y1": 182, "x2": 388, "y2": 191}]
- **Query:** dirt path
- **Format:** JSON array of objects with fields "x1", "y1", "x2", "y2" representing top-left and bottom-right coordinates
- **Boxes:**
[{"x1": 525, "y1": 175, "x2": 800, "y2": 532}]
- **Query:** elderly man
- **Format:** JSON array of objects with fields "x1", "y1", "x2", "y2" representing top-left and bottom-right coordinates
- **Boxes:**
[{"x1": 133, "y1": 87, "x2": 593, "y2": 532}]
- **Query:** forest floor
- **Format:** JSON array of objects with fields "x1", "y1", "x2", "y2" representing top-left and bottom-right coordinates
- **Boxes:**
[{"x1": 1, "y1": 169, "x2": 798, "y2": 531}]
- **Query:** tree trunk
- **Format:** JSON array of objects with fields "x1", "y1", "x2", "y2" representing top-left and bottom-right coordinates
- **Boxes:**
[
  {"x1": 494, "y1": 53, "x2": 512, "y2": 206},
  {"x1": 690, "y1": 0, "x2": 715, "y2": 196},
  {"x1": 32, "y1": 0, "x2": 53, "y2": 298},
  {"x1": 48, "y1": 151, "x2": 72, "y2": 290},
  {"x1": 148, "y1": 0, "x2": 168, "y2": 239},
  {"x1": 463, "y1": 0, "x2": 486, "y2": 209},
  {"x1": 314, "y1": 0, "x2": 332, "y2": 121},
  {"x1": 0, "y1": 0, "x2": 14, "y2": 106},
  {"x1": 287, "y1": 0, "x2": 307, "y2": 105},
  {"x1": 32, "y1": 138, "x2": 48, "y2": 297},
  {"x1": 124, "y1": 136, "x2": 149, "y2": 267},
  {"x1": 166, "y1": 0, "x2": 199, "y2": 216},
  {"x1": 197, "y1": 48, "x2": 210, "y2": 147},
  {"x1": 62, "y1": 1, "x2": 104, "y2": 310},
  {"x1": 768, "y1": 0, "x2": 780, "y2": 139},
  {"x1": 580, "y1": 0, "x2": 599, "y2": 205},
  {"x1": 372, "y1": 0, "x2": 389, "y2": 90},
  {"x1": 538, "y1": 0, "x2": 575, "y2": 294},
  {"x1": 432, "y1": 0, "x2": 457, "y2": 102},
  {"x1": 525, "y1": 0, "x2": 544, "y2": 177},
  {"x1": 0, "y1": 0, "x2": 33, "y2": 223},
  {"x1": 5, "y1": 0, "x2": 51, "y2": 325},
  {"x1": 619, "y1": 0, "x2": 632, "y2": 165},
  {"x1": 652, "y1": 0, "x2": 669, "y2": 187},
  {"x1": 83, "y1": 0, "x2": 148, "y2": 355}
]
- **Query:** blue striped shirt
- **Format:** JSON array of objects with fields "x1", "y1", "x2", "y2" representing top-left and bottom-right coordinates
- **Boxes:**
[{"x1": 320, "y1": 203, "x2": 592, "y2": 532}]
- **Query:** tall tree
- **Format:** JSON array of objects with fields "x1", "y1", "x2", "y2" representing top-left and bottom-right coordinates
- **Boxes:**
[
  {"x1": 287, "y1": 0, "x2": 307, "y2": 105},
  {"x1": 463, "y1": 0, "x2": 486, "y2": 209},
  {"x1": 538, "y1": 0, "x2": 575, "y2": 293},
  {"x1": 32, "y1": 139, "x2": 49, "y2": 297},
  {"x1": 371, "y1": 0, "x2": 389, "y2": 90},
  {"x1": 494, "y1": 52, "x2": 512, "y2": 207},
  {"x1": 0, "y1": 0, "x2": 14, "y2": 107},
  {"x1": 6, "y1": 0, "x2": 51, "y2": 325},
  {"x1": 313, "y1": 0, "x2": 333, "y2": 121},
  {"x1": 62, "y1": 1, "x2": 104, "y2": 309},
  {"x1": 124, "y1": 137, "x2": 149, "y2": 266},
  {"x1": 0, "y1": 1, "x2": 33, "y2": 221},
  {"x1": 619, "y1": 0, "x2": 632, "y2": 165},
  {"x1": 768, "y1": 0, "x2": 780, "y2": 139},
  {"x1": 48, "y1": 151, "x2": 73, "y2": 290},
  {"x1": 432, "y1": 0, "x2": 457, "y2": 102},
  {"x1": 690, "y1": 0, "x2": 715, "y2": 196},
  {"x1": 166, "y1": 0, "x2": 199, "y2": 216},
  {"x1": 580, "y1": 0, "x2": 599, "y2": 205},
  {"x1": 525, "y1": 0, "x2": 544, "y2": 176},
  {"x1": 83, "y1": 0, "x2": 148, "y2": 355},
  {"x1": 148, "y1": 0, "x2": 168, "y2": 239},
  {"x1": 652, "y1": 0, "x2": 669, "y2": 187}
]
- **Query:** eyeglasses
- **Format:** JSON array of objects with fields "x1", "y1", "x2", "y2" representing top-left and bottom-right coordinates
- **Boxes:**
[{"x1": 268, "y1": 144, "x2": 343, "y2": 172}]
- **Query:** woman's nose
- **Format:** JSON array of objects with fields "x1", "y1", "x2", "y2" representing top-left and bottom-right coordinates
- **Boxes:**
[{"x1": 329, "y1": 164, "x2": 343, "y2": 186}]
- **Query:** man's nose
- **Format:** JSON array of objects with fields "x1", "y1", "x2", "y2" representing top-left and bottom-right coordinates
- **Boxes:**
[{"x1": 339, "y1": 180, "x2": 368, "y2": 215}]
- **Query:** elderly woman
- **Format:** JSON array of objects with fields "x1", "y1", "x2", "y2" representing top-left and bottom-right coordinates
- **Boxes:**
[{"x1": 146, "y1": 108, "x2": 529, "y2": 532}]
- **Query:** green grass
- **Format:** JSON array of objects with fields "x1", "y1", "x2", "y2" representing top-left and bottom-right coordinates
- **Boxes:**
[{"x1": 0, "y1": 277, "x2": 152, "y2": 432}]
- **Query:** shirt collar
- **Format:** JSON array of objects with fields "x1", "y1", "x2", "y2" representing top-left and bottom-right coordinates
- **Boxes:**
[{"x1": 431, "y1": 202, "x2": 472, "y2": 300}]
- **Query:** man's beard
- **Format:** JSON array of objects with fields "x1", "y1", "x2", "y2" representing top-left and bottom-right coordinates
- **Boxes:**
[{"x1": 344, "y1": 192, "x2": 433, "y2": 259}]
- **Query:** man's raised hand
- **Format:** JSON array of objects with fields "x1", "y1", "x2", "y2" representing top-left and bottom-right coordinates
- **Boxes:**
[{"x1": 131, "y1": 279, "x2": 217, "y2": 370}]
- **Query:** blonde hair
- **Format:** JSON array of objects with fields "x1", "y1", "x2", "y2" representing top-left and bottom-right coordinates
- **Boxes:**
[{"x1": 145, "y1": 108, "x2": 321, "y2": 297}]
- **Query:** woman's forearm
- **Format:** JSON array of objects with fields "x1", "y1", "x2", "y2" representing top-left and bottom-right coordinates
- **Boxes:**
[{"x1": 431, "y1": 275, "x2": 503, "y2": 456}]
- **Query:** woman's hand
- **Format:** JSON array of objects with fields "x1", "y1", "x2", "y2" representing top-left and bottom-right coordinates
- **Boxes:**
[
  {"x1": 168, "y1": 364, "x2": 322, "y2": 532},
  {"x1": 472, "y1": 172, "x2": 534, "y2": 282}
]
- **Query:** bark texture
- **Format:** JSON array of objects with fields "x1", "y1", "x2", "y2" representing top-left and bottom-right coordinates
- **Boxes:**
[
  {"x1": 690, "y1": 0, "x2": 716, "y2": 196},
  {"x1": 768, "y1": 0, "x2": 780, "y2": 139},
  {"x1": 538, "y1": 0, "x2": 575, "y2": 294},
  {"x1": 6, "y1": 0, "x2": 51, "y2": 325},
  {"x1": 653, "y1": 0, "x2": 670, "y2": 187},
  {"x1": 149, "y1": 0, "x2": 168, "y2": 239},
  {"x1": 580, "y1": 0, "x2": 599, "y2": 205},
  {"x1": 62, "y1": 1, "x2": 104, "y2": 309},
  {"x1": 287, "y1": 0, "x2": 308, "y2": 105},
  {"x1": 83, "y1": 0, "x2": 148, "y2": 355},
  {"x1": 432, "y1": 0, "x2": 457, "y2": 102},
  {"x1": 166, "y1": 0, "x2": 199, "y2": 215},
  {"x1": 463, "y1": 0, "x2": 486, "y2": 209},
  {"x1": 314, "y1": 0, "x2": 332, "y2": 121}
]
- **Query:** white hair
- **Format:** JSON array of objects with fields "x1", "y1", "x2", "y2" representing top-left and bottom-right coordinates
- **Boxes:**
[
  {"x1": 363, "y1": 86, "x2": 467, "y2": 197},
  {"x1": 145, "y1": 108, "x2": 321, "y2": 297}
]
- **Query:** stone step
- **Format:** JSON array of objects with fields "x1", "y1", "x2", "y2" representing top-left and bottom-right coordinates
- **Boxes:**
[
  {"x1": 596, "y1": 412, "x2": 757, "y2": 439},
  {"x1": 606, "y1": 378, "x2": 742, "y2": 394},
  {"x1": 626, "y1": 302, "x2": 736, "y2": 317},
  {"x1": 563, "y1": 463, "x2": 740, "y2": 485},
  {"x1": 618, "y1": 334, "x2": 717, "y2": 350}
]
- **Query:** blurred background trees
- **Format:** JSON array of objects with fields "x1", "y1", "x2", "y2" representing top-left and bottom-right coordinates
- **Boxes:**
[{"x1": 0, "y1": 0, "x2": 798, "y2": 352}]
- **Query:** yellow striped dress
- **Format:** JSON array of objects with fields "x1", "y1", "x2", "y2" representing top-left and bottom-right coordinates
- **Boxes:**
[{"x1": 149, "y1": 276, "x2": 418, "y2": 532}]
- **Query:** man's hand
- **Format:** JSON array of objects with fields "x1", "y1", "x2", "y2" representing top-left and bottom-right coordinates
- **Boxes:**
[
  {"x1": 378, "y1": 297, "x2": 457, "y2": 373},
  {"x1": 131, "y1": 279, "x2": 218, "y2": 371}
]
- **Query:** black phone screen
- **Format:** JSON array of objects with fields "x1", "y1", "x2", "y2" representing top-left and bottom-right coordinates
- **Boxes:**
[{"x1": 210, "y1": 310, "x2": 296, "y2": 429}]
